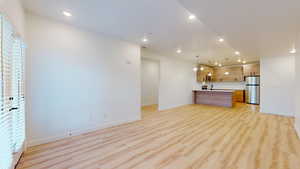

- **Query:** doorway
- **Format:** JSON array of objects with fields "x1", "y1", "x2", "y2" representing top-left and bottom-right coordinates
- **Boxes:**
[{"x1": 141, "y1": 58, "x2": 160, "y2": 117}]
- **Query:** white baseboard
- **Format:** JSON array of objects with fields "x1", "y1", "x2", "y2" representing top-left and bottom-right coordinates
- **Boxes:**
[
  {"x1": 159, "y1": 103, "x2": 190, "y2": 111},
  {"x1": 259, "y1": 106, "x2": 295, "y2": 117},
  {"x1": 261, "y1": 111, "x2": 294, "y2": 117},
  {"x1": 27, "y1": 116, "x2": 141, "y2": 147},
  {"x1": 28, "y1": 133, "x2": 69, "y2": 147}
]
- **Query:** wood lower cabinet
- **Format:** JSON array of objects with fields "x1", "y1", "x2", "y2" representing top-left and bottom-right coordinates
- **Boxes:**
[{"x1": 233, "y1": 90, "x2": 245, "y2": 103}]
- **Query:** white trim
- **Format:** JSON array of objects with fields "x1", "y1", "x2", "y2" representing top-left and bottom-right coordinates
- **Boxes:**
[
  {"x1": 260, "y1": 111, "x2": 294, "y2": 117},
  {"x1": 260, "y1": 105, "x2": 294, "y2": 117},
  {"x1": 8, "y1": 143, "x2": 25, "y2": 169},
  {"x1": 27, "y1": 116, "x2": 141, "y2": 147},
  {"x1": 159, "y1": 103, "x2": 191, "y2": 111}
]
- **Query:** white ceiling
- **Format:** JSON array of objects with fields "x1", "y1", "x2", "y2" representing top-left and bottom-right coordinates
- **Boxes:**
[
  {"x1": 179, "y1": 0, "x2": 300, "y2": 58},
  {"x1": 23, "y1": 0, "x2": 291, "y2": 65}
]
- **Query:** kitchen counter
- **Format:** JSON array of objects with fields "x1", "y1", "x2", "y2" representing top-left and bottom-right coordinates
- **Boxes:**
[
  {"x1": 192, "y1": 89, "x2": 235, "y2": 93},
  {"x1": 193, "y1": 90, "x2": 234, "y2": 107}
]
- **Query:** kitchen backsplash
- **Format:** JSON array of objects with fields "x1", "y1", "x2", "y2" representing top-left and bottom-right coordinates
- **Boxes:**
[{"x1": 193, "y1": 82, "x2": 246, "y2": 90}]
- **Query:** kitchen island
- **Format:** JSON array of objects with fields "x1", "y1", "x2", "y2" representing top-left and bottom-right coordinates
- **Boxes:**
[{"x1": 193, "y1": 90, "x2": 234, "y2": 107}]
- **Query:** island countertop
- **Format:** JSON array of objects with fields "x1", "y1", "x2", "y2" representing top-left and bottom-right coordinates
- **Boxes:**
[{"x1": 192, "y1": 89, "x2": 235, "y2": 93}]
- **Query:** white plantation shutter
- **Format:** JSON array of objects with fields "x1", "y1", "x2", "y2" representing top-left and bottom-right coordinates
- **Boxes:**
[
  {"x1": 0, "y1": 15, "x2": 26, "y2": 169},
  {"x1": 0, "y1": 14, "x2": 14, "y2": 169},
  {"x1": 19, "y1": 40, "x2": 26, "y2": 152},
  {"x1": 12, "y1": 38, "x2": 25, "y2": 153}
]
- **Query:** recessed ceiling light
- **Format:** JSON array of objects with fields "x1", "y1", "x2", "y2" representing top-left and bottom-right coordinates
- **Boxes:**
[
  {"x1": 237, "y1": 59, "x2": 241, "y2": 62},
  {"x1": 218, "y1": 63, "x2": 222, "y2": 67},
  {"x1": 193, "y1": 67, "x2": 198, "y2": 72},
  {"x1": 142, "y1": 37, "x2": 148, "y2": 43},
  {"x1": 224, "y1": 72, "x2": 229, "y2": 75},
  {"x1": 189, "y1": 14, "x2": 196, "y2": 20},
  {"x1": 242, "y1": 60, "x2": 246, "y2": 64},
  {"x1": 289, "y1": 48, "x2": 296, "y2": 54},
  {"x1": 200, "y1": 67, "x2": 204, "y2": 71},
  {"x1": 176, "y1": 49, "x2": 182, "y2": 54},
  {"x1": 218, "y1": 38, "x2": 224, "y2": 42},
  {"x1": 235, "y1": 51, "x2": 240, "y2": 55},
  {"x1": 63, "y1": 11, "x2": 72, "y2": 17}
]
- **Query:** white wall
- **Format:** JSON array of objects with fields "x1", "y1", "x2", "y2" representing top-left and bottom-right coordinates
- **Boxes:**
[
  {"x1": 25, "y1": 13, "x2": 141, "y2": 146},
  {"x1": 193, "y1": 82, "x2": 245, "y2": 90},
  {"x1": 142, "y1": 49, "x2": 196, "y2": 110},
  {"x1": 296, "y1": 56, "x2": 300, "y2": 136},
  {"x1": 260, "y1": 54, "x2": 295, "y2": 116},
  {"x1": 159, "y1": 58, "x2": 195, "y2": 110},
  {"x1": 212, "y1": 82, "x2": 245, "y2": 90},
  {"x1": 0, "y1": 0, "x2": 25, "y2": 38},
  {"x1": 141, "y1": 59, "x2": 159, "y2": 106},
  {"x1": 295, "y1": 35, "x2": 300, "y2": 137}
]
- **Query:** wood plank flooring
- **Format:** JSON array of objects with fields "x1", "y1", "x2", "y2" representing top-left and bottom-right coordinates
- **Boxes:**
[
  {"x1": 141, "y1": 104, "x2": 158, "y2": 118},
  {"x1": 17, "y1": 103, "x2": 300, "y2": 169}
]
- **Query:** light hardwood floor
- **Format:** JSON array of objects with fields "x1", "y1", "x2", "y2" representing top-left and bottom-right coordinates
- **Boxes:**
[
  {"x1": 17, "y1": 103, "x2": 300, "y2": 169},
  {"x1": 141, "y1": 104, "x2": 158, "y2": 118}
]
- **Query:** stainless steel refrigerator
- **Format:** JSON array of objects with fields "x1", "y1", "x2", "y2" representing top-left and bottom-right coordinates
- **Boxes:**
[{"x1": 245, "y1": 76, "x2": 260, "y2": 105}]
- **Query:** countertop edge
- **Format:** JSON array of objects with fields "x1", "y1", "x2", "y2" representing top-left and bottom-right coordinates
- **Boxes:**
[{"x1": 193, "y1": 90, "x2": 235, "y2": 93}]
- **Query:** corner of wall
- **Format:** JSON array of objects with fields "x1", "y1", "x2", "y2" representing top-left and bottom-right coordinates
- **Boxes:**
[{"x1": 0, "y1": 0, "x2": 25, "y2": 38}]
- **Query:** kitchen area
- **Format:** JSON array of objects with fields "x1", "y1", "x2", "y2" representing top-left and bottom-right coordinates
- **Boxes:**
[{"x1": 193, "y1": 62, "x2": 260, "y2": 107}]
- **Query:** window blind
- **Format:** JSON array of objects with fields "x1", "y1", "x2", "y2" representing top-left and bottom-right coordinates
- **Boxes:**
[
  {"x1": 0, "y1": 14, "x2": 14, "y2": 169},
  {"x1": 12, "y1": 38, "x2": 25, "y2": 153},
  {"x1": 0, "y1": 14, "x2": 26, "y2": 169}
]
